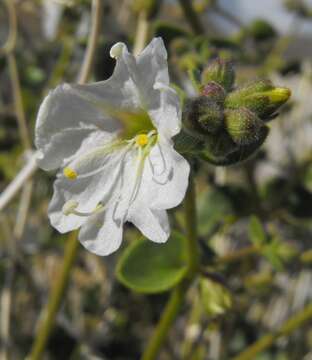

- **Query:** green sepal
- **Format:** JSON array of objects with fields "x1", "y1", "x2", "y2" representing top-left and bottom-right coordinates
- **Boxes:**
[
  {"x1": 224, "y1": 108, "x2": 266, "y2": 146},
  {"x1": 225, "y1": 79, "x2": 291, "y2": 120},
  {"x1": 201, "y1": 58, "x2": 235, "y2": 92}
]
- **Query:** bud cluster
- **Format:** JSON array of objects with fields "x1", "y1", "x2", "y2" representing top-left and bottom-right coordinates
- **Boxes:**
[{"x1": 179, "y1": 58, "x2": 291, "y2": 165}]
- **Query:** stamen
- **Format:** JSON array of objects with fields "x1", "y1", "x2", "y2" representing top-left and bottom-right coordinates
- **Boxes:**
[
  {"x1": 63, "y1": 141, "x2": 129, "y2": 180},
  {"x1": 62, "y1": 200, "x2": 104, "y2": 217},
  {"x1": 135, "y1": 134, "x2": 149, "y2": 147},
  {"x1": 62, "y1": 200, "x2": 78, "y2": 215},
  {"x1": 63, "y1": 167, "x2": 77, "y2": 180}
]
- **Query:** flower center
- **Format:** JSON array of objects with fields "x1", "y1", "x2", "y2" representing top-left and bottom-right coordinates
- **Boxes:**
[
  {"x1": 61, "y1": 130, "x2": 158, "y2": 218},
  {"x1": 63, "y1": 167, "x2": 77, "y2": 181},
  {"x1": 135, "y1": 134, "x2": 149, "y2": 147}
]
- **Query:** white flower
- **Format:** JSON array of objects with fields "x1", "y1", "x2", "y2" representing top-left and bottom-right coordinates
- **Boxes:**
[{"x1": 35, "y1": 38, "x2": 190, "y2": 256}]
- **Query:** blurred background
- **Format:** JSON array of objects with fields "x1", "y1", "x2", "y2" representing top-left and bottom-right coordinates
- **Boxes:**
[{"x1": 0, "y1": 0, "x2": 312, "y2": 359}]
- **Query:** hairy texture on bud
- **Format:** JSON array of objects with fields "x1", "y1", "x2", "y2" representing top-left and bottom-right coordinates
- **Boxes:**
[
  {"x1": 200, "y1": 125, "x2": 269, "y2": 166},
  {"x1": 201, "y1": 58, "x2": 235, "y2": 92},
  {"x1": 201, "y1": 81, "x2": 226, "y2": 105},
  {"x1": 183, "y1": 97, "x2": 224, "y2": 136},
  {"x1": 225, "y1": 108, "x2": 266, "y2": 145},
  {"x1": 225, "y1": 79, "x2": 291, "y2": 119}
]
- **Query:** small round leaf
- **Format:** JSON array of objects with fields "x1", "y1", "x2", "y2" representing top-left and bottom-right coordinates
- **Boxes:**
[{"x1": 116, "y1": 232, "x2": 188, "y2": 294}]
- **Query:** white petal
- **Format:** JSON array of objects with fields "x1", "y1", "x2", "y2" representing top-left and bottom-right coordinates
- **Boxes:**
[
  {"x1": 136, "y1": 138, "x2": 190, "y2": 210},
  {"x1": 148, "y1": 83, "x2": 182, "y2": 138},
  {"x1": 128, "y1": 206, "x2": 170, "y2": 243},
  {"x1": 136, "y1": 38, "x2": 182, "y2": 137},
  {"x1": 136, "y1": 38, "x2": 169, "y2": 102},
  {"x1": 35, "y1": 84, "x2": 121, "y2": 170},
  {"x1": 78, "y1": 206, "x2": 124, "y2": 256}
]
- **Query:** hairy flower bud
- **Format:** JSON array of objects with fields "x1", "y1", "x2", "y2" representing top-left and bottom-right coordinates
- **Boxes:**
[
  {"x1": 225, "y1": 108, "x2": 267, "y2": 145},
  {"x1": 200, "y1": 125, "x2": 269, "y2": 166},
  {"x1": 225, "y1": 79, "x2": 291, "y2": 119},
  {"x1": 183, "y1": 96, "x2": 224, "y2": 136},
  {"x1": 201, "y1": 58, "x2": 235, "y2": 92},
  {"x1": 201, "y1": 81, "x2": 226, "y2": 105}
]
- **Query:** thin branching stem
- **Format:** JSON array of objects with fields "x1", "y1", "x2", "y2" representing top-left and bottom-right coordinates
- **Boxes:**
[
  {"x1": 0, "y1": 0, "x2": 17, "y2": 56},
  {"x1": 78, "y1": 0, "x2": 102, "y2": 84},
  {"x1": 233, "y1": 302, "x2": 312, "y2": 360},
  {"x1": 0, "y1": 152, "x2": 38, "y2": 212},
  {"x1": 141, "y1": 176, "x2": 199, "y2": 360},
  {"x1": 133, "y1": 10, "x2": 149, "y2": 56},
  {"x1": 26, "y1": 232, "x2": 79, "y2": 360}
]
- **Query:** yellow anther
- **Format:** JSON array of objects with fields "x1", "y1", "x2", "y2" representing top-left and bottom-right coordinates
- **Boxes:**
[
  {"x1": 63, "y1": 167, "x2": 77, "y2": 180},
  {"x1": 135, "y1": 134, "x2": 149, "y2": 147}
]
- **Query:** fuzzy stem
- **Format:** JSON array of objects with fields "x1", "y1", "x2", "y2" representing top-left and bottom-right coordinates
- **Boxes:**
[
  {"x1": 178, "y1": 0, "x2": 205, "y2": 35},
  {"x1": 26, "y1": 233, "x2": 79, "y2": 360},
  {"x1": 233, "y1": 302, "x2": 312, "y2": 360},
  {"x1": 141, "y1": 177, "x2": 199, "y2": 360}
]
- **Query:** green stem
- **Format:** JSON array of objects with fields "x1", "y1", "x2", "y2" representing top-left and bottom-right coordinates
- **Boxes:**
[
  {"x1": 233, "y1": 302, "x2": 312, "y2": 360},
  {"x1": 26, "y1": 233, "x2": 79, "y2": 360},
  {"x1": 184, "y1": 176, "x2": 200, "y2": 275},
  {"x1": 142, "y1": 284, "x2": 186, "y2": 360},
  {"x1": 177, "y1": 0, "x2": 205, "y2": 35},
  {"x1": 141, "y1": 177, "x2": 199, "y2": 360}
]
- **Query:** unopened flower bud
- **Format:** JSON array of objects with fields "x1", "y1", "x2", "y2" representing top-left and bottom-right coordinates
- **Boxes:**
[
  {"x1": 201, "y1": 58, "x2": 235, "y2": 91},
  {"x1": 225, "y1": 108, "x2": 266, "y2": 146},
  {"x1": 201, "y1": 81, "x2": 226, "y2": 104},
  {"x1": 183, "y1": 96, "x2": 224, "y2": 136},
  {"x1": 225, "y1": 79, "x2": 291, "y2": 119}
]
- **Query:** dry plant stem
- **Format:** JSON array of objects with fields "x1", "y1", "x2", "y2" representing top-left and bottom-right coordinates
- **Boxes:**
[
  {"x1": 0, "y1": 0, "x2": 17, "y2": 56},
  {"x1": 133, "y1": 11, "x2": 149, "y2": 56},
  {"x1": 0, "y1": 217, "x2": 16, "y2": 360},
  {"x1": 26, "y1": 233, "x2": 79, "y2": 360},
  {"x1": 233, "y1": 302, "x2": 312, "y2": 360},
  {"x1": 213, "y1": 245, "x2": 258, "y2": 266},
  {"x1": 14, "y1": 180, "x2": 33, "y2": 238},
  {"x1": 78, "y1": 0, "x2": 102, "y2": 84},
  {"x1": 7, "y1": 54, "x2": 31, "y2": 149},
  {"x1": 0, "y1": 0, "x2": 35, "y2": 214},
  {"x1": 27, "y1": 1, "x2": 102, "y2": 358},
  {"x1": 141, "y1": 177, "x2": 199, "y2": 360},
  {"x1": 0, "y1": 152, "x2": 38, "y2": 212},
  {"x1": 0, "y1": 3, "x2": 33, "y2": 358},
  {"x1": 177, "y1": 0, "x2": 205, "y2": 35}
]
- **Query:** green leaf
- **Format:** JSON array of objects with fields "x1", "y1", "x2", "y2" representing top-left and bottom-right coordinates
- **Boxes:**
[
  {"x1": 199, "y1": 278, "x2": 232, "y2": 316},
  {"x1": 116, "y1": 232, "x2": 188, "y2": 294},
  {"x1": 248, "y1": 215, "x2": 266, "y2": 246}
]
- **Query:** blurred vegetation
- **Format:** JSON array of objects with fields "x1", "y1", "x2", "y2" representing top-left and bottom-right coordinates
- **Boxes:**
[{"x1": 0, "y1": 0, "x2": 311, "y2": 359}]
